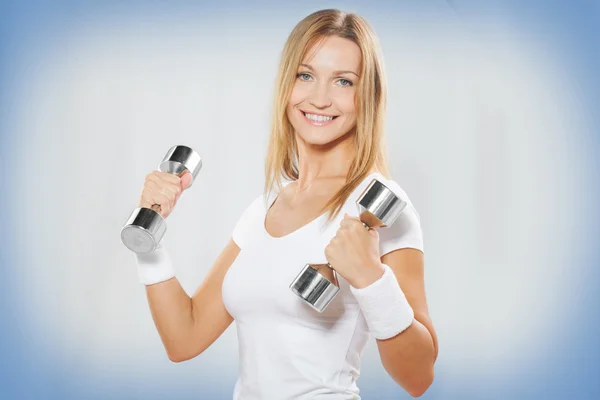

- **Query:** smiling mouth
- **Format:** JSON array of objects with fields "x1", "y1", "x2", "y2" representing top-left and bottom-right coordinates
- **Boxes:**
[{"x1": 301, "y1": 110, "x2": 339, "y2": 123}]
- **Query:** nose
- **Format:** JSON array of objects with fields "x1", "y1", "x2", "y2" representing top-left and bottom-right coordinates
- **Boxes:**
[{"x1": 309, "y1": 82, "x2": 332, "y2": 109}]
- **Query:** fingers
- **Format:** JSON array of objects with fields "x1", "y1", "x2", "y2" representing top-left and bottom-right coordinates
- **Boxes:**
[
  {"x1": 151, "y1": 180, "x2": 178, "y2": 214},
  {"x1": 180, "y1": 171, "x2": 193, "y2": 190},
  {"x1": 139, "y1": 170, "x2": 186, "y2": 219},
  {"x1": 339, "y1": 213, "x2": 369, "y2": 231},
  {"x1": 148, "y1": 170, "x2": 182, "y2": 186}
]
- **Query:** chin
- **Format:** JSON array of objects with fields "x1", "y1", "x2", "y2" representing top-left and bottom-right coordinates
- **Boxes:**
[{"x1": 295, "y1": 129, "x2": 351, "y2": 147}]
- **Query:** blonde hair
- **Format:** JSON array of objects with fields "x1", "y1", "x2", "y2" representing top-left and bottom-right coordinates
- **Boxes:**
[{"x1": 264, "y1": 9, "x2": 391, "y2": 222}]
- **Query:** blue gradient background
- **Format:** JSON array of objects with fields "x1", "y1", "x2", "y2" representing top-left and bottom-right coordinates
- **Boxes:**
[{"x1": 1, "y1": 1, "x2": 599, "y2": 399}]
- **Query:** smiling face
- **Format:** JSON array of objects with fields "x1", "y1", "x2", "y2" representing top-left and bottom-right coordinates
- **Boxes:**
[{"x1": 286, "y1": 35, "x2": 362, "y2": 147}]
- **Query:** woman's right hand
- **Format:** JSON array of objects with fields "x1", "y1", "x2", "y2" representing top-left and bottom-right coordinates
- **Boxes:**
[{"x1": 138, "y1": 170, "x2": 193, "y2": 219}]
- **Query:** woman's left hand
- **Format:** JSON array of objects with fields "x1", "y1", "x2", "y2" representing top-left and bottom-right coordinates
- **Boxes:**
[{"x1": 324, "y1": 213, "x2": 385, "y2": 288}]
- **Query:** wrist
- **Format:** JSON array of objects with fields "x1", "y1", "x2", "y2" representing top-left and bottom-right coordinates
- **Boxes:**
[
  {"x1": 349, "y1": 261, "x2": 385, "y2": 289},
  {"x1": 350, "y1": 263, "x2": 414, "y2": 340},
  {"x1": 134, "y1": 244, "x2": 176, "y2": 285}
]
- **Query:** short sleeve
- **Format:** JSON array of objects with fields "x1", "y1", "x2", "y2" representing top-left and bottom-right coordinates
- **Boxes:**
[
  {"x1": 232, "y1": 194, "x2": 264, "y2": 249},
  {"x1": 377, "y1": 180, "x2": 424, "y2": 256}
]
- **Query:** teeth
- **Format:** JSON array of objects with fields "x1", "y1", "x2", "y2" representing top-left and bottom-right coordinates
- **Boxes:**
[{"x1": 305, "y1": 113, "x2": 334, "y2": 122}]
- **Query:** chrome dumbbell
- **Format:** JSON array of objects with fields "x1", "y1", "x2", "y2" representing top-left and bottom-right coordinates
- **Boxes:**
[
  {"x1": 121, "y1": 145, "x2": 202, "y2": 254},
  {"x1": 289, "y1": 178, "x2": 408, "y2": 312}
]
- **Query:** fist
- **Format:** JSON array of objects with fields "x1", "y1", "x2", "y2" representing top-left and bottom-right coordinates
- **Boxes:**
[
  {"x1": 324, "y1": 213, "x2": 384, "y2": 288},
  {"x1": 137, "y1": 170, "x2": 193, "y2": 219}
]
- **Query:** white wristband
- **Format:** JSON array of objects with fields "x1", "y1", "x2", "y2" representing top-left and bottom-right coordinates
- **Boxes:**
[
  {"x1": 350, "y1": 263, "x2": 414, "y2": 340},
  {"x1": 134, "y1": 243, "x2": 176, "y2": 285}
]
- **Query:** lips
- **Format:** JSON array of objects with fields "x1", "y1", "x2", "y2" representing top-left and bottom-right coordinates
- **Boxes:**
[
  {"x1": 300, "y1": 109, "x2": 339, "y2": 126},
  {"x1": 301, "y1": 110, "x2": 339, "y2": 118}
]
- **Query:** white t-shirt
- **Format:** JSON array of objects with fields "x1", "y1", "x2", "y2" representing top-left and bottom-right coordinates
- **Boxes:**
[{"x1": 221, "y1": 172, "x2": 424, "y2": 399}]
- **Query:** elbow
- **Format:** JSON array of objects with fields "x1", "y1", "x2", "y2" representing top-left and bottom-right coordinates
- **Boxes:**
[
  {"x1": 406, "y1": 369, "x2": 434, "y2": 398},
  {"x1": 167, "y1": 349, "x2": 194, "y2": 363},
  {"x1": 408, "y1": 387, "x2": 427, "y2": 398},
  {"x1": 165, "y1": 342, "x2": 198, "y2": 363},
  {"x1": 167, "y1": 353, "x2": 187, "y2": 363},
  {"x1": 407, "y1": 382, "x2": 431, "y2": 398},
  {"x1": 165, "y1": 341, "x2": 205, "y2": 363}
]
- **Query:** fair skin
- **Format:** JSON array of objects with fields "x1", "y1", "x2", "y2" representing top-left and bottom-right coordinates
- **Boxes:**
[{"x1": 142, "y1": 34, "x2": 437, "y2": 397}]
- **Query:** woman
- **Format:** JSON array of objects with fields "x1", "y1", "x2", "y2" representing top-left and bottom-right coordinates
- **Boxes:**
[{"x1": 135, "y1": 9, "x2": 438, "y2": 399}]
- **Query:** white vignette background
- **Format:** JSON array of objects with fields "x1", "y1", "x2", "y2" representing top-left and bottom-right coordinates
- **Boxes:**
[{"x1": 1, "y1": 1, "x2": 598, "y2": 399}]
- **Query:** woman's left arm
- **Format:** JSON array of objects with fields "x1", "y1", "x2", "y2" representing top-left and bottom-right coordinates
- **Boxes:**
[
  {"x1": 376, "y1": 248, "x2": 437, "y2": 398},
  {"x1": 325, "y1": 214, "x2": 438, "y2": 397}
]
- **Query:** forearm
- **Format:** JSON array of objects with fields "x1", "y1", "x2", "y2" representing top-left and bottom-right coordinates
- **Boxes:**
[
  {"x1": 377, "y1": 318, "x2": 435, "y2": 397},
  {"x1": 145, "y1": 278, "x2": 196, "y2": 359},
  {"x1": 135, "y1": 246, "x2": 195, "y2": 360},
  {"x1": 348, "y1": 259, "x2": 436, "y2": 397}
]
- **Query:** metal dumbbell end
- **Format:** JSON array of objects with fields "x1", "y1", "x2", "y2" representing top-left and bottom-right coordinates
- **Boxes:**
[
  {"x1": 121, "y1": 145, "x2": 202, "y2": 254},
  {"x1": 356, "y1": 179, "x2": 407, "y2": 229},
  {"x1": 290, "y1": 177, "x2": 408, "y2": 313},
  {"x1": 290, "y1": 263, "x2": 340, "y2": 312}
]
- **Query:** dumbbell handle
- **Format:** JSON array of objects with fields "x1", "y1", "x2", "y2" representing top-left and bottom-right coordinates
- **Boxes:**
[
  {"x1": 325, "y1": 220, "x2": 371, "y2": 270},
  {"x1": 145, "y1": 168, "x2": 188, "y2": 216}
]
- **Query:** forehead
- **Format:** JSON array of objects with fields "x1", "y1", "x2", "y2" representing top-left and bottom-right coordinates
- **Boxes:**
[{"x1": 301, "y1": 36, "x2": 361, "y2": 72}]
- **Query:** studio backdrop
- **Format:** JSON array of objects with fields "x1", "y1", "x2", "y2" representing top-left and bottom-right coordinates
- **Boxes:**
[{"x1": 0, "y1": 1, "x2": 598, "y2": 399}]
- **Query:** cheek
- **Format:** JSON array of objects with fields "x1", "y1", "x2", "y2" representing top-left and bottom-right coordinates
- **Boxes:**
[
  {"x1": 287, "y1": 91, "x2": 298, "y2": 117},
  {"x1": 288, "y1": 83, "x2": 308, "y2": 108},
  {"x1": 337, "y1": 91, "x2": 357, "y2": 115}
]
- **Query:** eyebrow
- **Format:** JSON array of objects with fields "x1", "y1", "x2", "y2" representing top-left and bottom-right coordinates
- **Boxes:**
[{"x1": 300, "y1": 63, "x2": 359, "y2": 77}]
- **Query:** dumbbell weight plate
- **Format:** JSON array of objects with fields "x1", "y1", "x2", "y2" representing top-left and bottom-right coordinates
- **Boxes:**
[
  {"x1": 159, "y1": 146, "x2": 202, "y2": 187},
  {"x1": 356, "y1": 179, "x2": 407, "y2": 228},
  {"x1": 121, "y1": 205, "x2": 167, "y2": 254},
  {"x1": 290, "y1": 263, "x2": 340, "y2": 313}
]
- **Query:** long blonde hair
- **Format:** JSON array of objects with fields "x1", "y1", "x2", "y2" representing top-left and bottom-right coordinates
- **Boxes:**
[{"x1": 264, "y1": 9, "x2": 391, "y2": 222}]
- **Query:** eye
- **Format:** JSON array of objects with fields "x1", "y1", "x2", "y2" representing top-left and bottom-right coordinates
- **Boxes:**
[
  {"x1": 297, "y1": 73, "x2": 312, "y2": 81},
  {"x1": 337, "y1": 78, "x2": 353, "y2": 87}
]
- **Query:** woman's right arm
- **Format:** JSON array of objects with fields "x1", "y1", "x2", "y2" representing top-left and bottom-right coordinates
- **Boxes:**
[
  {"x1": 144, "y1": 238, "x2": 239, "y2": 362},
  {"x1": 132, "y1": 169, "x2": 239, "y2": 362}
]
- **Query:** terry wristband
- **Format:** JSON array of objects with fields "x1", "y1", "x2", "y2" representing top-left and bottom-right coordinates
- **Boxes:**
[
  {"x1": 134, "y1": 243, "x2": 176, "y2": 285},
  {"x1": 350, "y1": 263, "x2": 414, "y2": 340}
]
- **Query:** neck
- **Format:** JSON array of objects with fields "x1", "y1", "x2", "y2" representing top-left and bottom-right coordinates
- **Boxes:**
[{"x1": 293, "y1": 131, "x2": 356, "y2": 191}]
